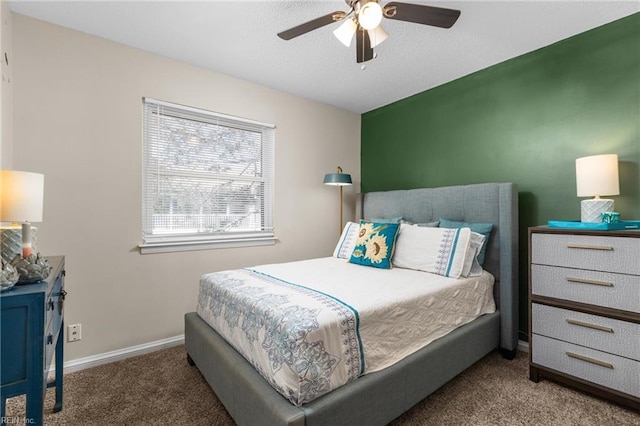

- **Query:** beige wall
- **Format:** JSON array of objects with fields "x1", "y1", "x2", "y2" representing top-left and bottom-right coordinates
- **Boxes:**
[
  {"x1": 1, "y1": 1, "x2": 12, "y2": 168},
  {"x1": 11, "y1": 14, "x2": 360, "y2": 361}
]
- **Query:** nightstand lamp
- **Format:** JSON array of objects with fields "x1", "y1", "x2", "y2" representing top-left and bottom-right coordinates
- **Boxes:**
[
  {"x1": 324, "y1": 166, "x2": 352, "y2": 234},
  {"x1": 0, "y1": 170, "x2": 45, "y2": 262},
  {"x1": 575, "y1": 154, "x2": 619, "y2": 223}
]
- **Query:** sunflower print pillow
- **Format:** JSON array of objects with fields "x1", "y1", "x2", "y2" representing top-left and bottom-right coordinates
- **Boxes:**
[{"x1": 348, "y1": 221, "x2": 400, "y2": 269}]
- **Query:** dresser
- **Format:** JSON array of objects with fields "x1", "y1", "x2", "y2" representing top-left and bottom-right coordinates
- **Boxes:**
[
  {"x1": 528, "y1": 227, "x2": 639, "y2": 409},
  {"x1": 1, "y1": 256, "x2": 66, "y2": 424}
]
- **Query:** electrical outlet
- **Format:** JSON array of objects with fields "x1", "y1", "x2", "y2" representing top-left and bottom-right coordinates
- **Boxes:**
[{"x1": 68, "y1": 324, "x2": 82, "y2": 342}]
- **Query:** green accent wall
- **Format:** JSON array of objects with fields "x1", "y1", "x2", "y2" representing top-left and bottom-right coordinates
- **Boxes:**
[{"x1": 361, "y1": 13, "x2": 640, "y2": 341}]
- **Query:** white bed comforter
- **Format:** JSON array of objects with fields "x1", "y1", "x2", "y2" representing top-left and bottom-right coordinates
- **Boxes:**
[{"x1": 196, "y1": 257, "x2": 495, "y2": 405}]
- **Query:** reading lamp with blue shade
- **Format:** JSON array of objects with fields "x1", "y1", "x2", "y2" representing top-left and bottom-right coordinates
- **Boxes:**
[{"x1": 324, "y1": 166, "x2": 352, "y2": 234}]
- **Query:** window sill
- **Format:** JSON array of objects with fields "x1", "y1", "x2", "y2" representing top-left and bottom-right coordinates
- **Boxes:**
[{"x1": 139, "y1": 236, "x2": 277, "y2": 254}]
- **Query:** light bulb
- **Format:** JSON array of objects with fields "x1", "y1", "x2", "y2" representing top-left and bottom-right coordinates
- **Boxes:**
[{"x1": 359, "y1": 2, "x2": 383, "y2": 30}]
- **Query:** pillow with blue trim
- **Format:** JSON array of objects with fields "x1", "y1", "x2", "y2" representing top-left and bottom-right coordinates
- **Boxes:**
[
  {"x1": 393, "y1": 223, "x2": 485, "y2": 278},
  {"x1": 333, "y1": 221, "x2": 360, "y2": 259},
  {"x1": 349, "y1": 221, "x2": 400, "y2": 269},
  {"x1": 439, "y1": 218, "x2": 493, "y2": 266},
  {"x1": 402, "y1": 219, "x2": 440, "y2": 227}
]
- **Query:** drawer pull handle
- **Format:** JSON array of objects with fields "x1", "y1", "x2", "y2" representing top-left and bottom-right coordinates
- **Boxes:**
[
  {"x1": 566, "y1": 243, "x2": 613, "y2": 251},
  {"x1": 565, "y1": 319, "x2": 614, "y2": 333},
  {"x1": 566, "y1": 276, "x2": 613, "y2": 287},
  {"x1": 566, "y1": 352, "x2": 613, "y2": 369}
]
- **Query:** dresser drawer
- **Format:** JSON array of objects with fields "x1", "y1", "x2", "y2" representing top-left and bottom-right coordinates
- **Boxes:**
[
  {"x1": 531, "y1": 264, "x2": 640, "y2": 313},
  {"x1": 532, "y1": 334, "x2": 640, "y2": 398},
  {"x1": 532, "y1": 304, "x2": 640, "y2": 361},
  {"x1": 531, "y1": 233, "x2": 640, "y2": 275}
]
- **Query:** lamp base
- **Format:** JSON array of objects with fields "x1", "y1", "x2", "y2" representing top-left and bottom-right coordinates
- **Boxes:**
[
  {"x1": 0, "y1": 226, "x2": 39, "y2": 263},
  {"x1": 581, "y1": 199, "x2": 614, "y2": 223}
]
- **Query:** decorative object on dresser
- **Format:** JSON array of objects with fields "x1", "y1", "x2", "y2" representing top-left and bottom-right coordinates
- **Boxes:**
[
  {"x1": 0, "y1": 256, "x2": 66, "y2": 424},
  {"x1": 323, "y1": 166, "x2": 353, "y2": 234},
  {"x1": 575, "y1": 154, "x2": 620, "y2": 223},
  {"x1": 601, "y1": 211, "x2": 621, "y2": 224},
  {"x1": 547, "y1": 219, "x2": 640, "y2": 231},
  {"x1": 0, "y1": 170, "x2": 45, "y2": 264},
  {"x1": 10, "y1": 254, "x2": 51, "y2": 284},
  {"x1": 528, "y1": 227, "x2": 639, "y2": 410},
  {"x1": 0, "y1": 258, "x2": 20, "y2": 291}
]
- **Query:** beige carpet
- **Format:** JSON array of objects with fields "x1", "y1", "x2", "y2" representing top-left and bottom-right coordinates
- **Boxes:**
[{"x1": 5, "y1": 346, "x2": 638, "y2": 425}]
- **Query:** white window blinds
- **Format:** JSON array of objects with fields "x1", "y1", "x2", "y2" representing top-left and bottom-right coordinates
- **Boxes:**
[{"x1": 141, "y1": 98, "x2": 275, "y2": 252}]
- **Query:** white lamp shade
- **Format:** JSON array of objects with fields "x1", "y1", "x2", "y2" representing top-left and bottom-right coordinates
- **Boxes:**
[
  {"x1": 575, "y1": 154, "x2": 619, "y2": 197},
  {"x1": 333, "y1": 18, "x2": 357, "y2": 47},
  {"x1": 359, "y1": 1, "x2": 383, "y2": 30},
  {"x1": 0, "y1": 170, "x2": 45, "y2": 223},
  {"x1": 367, "y1": 24, "x2": 389, "y2": 48}
]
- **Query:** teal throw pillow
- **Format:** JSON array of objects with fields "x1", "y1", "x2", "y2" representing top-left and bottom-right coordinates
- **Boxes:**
[
  {"x1": 349, "y1": 221, "x2": 400, "y2": 269},
  {"x1": 401, "y1": 219, "x2": 439, "y2": 227},
  {"x1": 368, "y1": 216, "x2": 402, "y2": 224},
  {"x1": 439, "y1": 218, "x2": 493, "y2": 266},
  {"x1": 416, "y1": 221, "x2": 440, "y2": 227}
]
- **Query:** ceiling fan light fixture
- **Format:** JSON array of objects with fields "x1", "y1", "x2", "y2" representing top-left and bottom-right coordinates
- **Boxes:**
[
  {"x1": 358, "y1": 1, "x2": 383, "y2": 30},
  {"x1": 277, "y1": 1, "x2": 461, "y2": 65},
  {"x1": 367, "y1": 24, "x2": 388, "y2": 48},
  {"x1": 333, "y1": 18, "x2": 357, "y2": 47}
]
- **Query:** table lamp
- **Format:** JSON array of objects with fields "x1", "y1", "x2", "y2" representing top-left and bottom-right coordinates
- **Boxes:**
[
  {"x1": 0, "y1": 170, "x2": 45, "y2": 262},
  {"x1": 575, "y1": 154, "x2": 619, "y2": 223},
  {"x1": 324, "y1": 166, "x2": 352, "y2": 234}
]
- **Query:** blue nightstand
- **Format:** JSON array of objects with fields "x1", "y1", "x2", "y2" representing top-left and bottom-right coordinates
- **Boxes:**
[{"x1": 1, "y1": 256, "x2": 66, "y2": 424}]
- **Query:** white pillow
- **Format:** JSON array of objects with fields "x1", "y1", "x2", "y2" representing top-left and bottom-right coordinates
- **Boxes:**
[
  {"x1": 461, "y1": 231, "x2": 485, "y2": 277},
  {"x1": 333, "y1": 221, "x2": 360, "y2": 259},
  {"x1": 393, "y1": 223, "x2": 485, "y2": 278}
]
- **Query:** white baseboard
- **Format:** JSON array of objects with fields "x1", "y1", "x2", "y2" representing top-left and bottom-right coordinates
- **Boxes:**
[
  {"x1": 50, "y1": 335, "x2": 528, "y2": 377},
  {"x1": 49, "y1": 334, "x2": 184, "y2": 376},
  {"x1": 518, "y1": 339, "x2": 529, "y2": 353}
]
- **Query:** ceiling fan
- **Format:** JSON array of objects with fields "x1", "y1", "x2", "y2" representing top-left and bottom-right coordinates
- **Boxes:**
[{"x1": 277, "y1": 0, "x2": 461, "y2": 64}]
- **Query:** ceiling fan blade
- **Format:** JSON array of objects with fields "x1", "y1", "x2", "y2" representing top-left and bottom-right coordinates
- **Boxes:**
[
  {"x1": 278, "y1": 11, "x2": 346, "y2": 40},
  {"x1": 383, "y1": 2, "x2": 460, "y2": 28},
  {"x1": 356, "y1": 27, "x2": 374, "y2": 63}
]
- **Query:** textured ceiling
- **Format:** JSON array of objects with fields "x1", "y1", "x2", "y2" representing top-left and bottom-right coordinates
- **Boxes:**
[{"x1": 9, "y1": 1, "x2": 640, "y2": 113}]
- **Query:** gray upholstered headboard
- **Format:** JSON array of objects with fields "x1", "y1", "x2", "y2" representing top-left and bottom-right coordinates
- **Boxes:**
[{"x1": 362, "y1": 182, "x2": 519, "y2": 353}]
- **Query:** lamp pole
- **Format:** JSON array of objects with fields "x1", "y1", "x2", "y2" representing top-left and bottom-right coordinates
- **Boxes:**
[{"x1": 339, "y1": 184, "x2": 344, "y2": 235}]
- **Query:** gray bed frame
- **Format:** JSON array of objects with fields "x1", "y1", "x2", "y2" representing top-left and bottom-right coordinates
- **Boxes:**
[{"x1": 185, "y1": 182, "x2": 519, "y2": 425}]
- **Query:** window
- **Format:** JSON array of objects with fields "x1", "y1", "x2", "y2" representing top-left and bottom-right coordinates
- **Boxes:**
[{"x1": 140, "y1": 98, "x2": 275, "y2": 254}]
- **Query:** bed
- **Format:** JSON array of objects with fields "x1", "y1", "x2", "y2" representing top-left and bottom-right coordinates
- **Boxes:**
[{"x1": 185, "y1": 182, "x2": 519, "y2": 425}]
